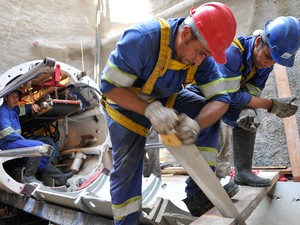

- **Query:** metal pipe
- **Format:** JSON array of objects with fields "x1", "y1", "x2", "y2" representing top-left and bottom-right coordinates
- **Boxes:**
[
  {"x1": 100, "y1": 0, "x2": 204, "y2": 48},
  {"x1": 0, "y1": 57, "x2": 56, "y2": 98},
  {"x1": 0, "y1": 144, "x2": 53, "y2": 157},
  {"x1": 94, "y1": 0, "x2": 101, "y2": 86}
]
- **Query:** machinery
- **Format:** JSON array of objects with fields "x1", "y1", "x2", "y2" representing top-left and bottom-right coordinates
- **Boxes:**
[
  {"x1": 0, "y1": 57, "x2": 298, "y2": 225},
  {"x1": 0, "y1": 57, "x2": 193, "y2": 225}
]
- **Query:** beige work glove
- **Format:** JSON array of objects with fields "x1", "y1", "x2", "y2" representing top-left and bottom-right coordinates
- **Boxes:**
[
  {"x1": 236, "y1": 108, "x2": 260, "y2": 132},
  {"x1": 174, "y1": 114, "x2": 200, "y2": 145},
  {"x1": 268, "y1": 96, "x2": 298, "y2": 118},
  {"x1": 144, "y1": 101, "x2": 177, "y2": 134}
]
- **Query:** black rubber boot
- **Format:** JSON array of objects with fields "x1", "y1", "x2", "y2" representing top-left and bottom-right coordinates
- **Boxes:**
[
  {"x1": 43, "y1": 163, "x2": 74, "y2": 186},
  {"x1": 183, "y1": 180, "x2": 240, "y2": 217},
  {"x1": 23, "y1": 157, "x2": 43, "y2": 185},
  {"x1": 233, "y1": 127, "x2": 271, "y2": 187}
]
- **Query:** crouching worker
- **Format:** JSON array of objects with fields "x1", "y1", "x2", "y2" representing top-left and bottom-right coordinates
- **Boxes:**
[
  {"x1": 100, "y1": 2, "x2": 237, "y2": 224},
  {"x1": 0, "y1": 90, "x2": 73, "y2": 185}
]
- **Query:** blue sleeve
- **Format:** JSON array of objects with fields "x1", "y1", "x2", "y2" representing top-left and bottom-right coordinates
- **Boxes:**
[
  {"x1": 100, "y1": 23, "x2": 157, "y2": 93},
  {"x1": 0, "y1": 109, "x2": 24, "y2": 141},
  {"x1": 195, "y1": 57, "x2": 231, "y2": 104},
  {"x1": 217, "y1": 45, "x2": 252, "y2": 107}
]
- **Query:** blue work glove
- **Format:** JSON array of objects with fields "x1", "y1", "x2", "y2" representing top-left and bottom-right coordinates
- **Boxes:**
[
  {"x1": 236, "y1": 108, "x2": 260, "y2": 132},
  {"x1": 268, "y1": 96, "x2": 298, "y2": 118}
]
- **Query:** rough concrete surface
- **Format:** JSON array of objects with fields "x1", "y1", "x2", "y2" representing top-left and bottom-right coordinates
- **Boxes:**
[{"x1": 0, "y1": 0, "x2": 299, "y2": 167}]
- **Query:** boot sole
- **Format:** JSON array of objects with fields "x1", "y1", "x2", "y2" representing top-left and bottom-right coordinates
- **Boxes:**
[{"x1": 234, "y1": 179, "x2": 271, "y2": 187}]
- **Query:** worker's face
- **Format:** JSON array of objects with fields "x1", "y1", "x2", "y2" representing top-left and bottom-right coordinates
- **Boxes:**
[
  {"x1": 253, "y1": 36, "x2": 275, "y2": 69},
  {"x1": 176, "y1": 26, "x2": 211, "y2": 66},
  {"x1": 4, "y1": 92, "x2": 19, "y2": 108}
]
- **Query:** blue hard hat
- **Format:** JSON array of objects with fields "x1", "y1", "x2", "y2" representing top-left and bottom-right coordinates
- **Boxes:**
[{"x1": 263, "y1": 16, "x2": 300, "y2": 67}]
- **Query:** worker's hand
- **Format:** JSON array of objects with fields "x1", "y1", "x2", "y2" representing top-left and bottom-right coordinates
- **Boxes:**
[
  {"x1": 174, "y1": 114, "x2": 200, "y2": 145},
  {"x1": 269, "y1": 96, "x2": 298, "y2": 118},
  {"x1": 31, "y1": 104, "x2": 40, "y2": 113},
  {"x1": 144, "y1": 101, "x2": 177, "y2": 134},
  {"x1": 236, "y1": 108, "x2": 260, "y2": 132}
]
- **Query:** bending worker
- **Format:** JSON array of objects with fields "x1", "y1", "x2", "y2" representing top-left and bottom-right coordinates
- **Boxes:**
[
  {"x1": 0, "y1": 89, "x2": 74, "y2": 186},
  {"x1": 100, "y1": 2, "x2": 237, "y2": 224},
  {"x1": 216, "y1": 16, "x2": 300, "y2": 187}
]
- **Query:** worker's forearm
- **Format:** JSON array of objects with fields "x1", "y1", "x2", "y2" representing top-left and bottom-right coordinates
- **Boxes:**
[
  {"x1": 247, "y1": 96, "x2": 273, "y2": 110},
  {"x1": 103, "y1": 88, "x2": 148, "y2": 115},
  {"x1": 194, "y1": 101, "x2": 228, "y2": 129}
]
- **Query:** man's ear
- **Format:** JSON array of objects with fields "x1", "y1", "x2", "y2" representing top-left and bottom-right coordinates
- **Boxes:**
[
  {"x1": 181, "y1": 26, "x2": 192, "y2": 41},
  {"x1": 254, "y1": 35, "x2": 262, "y2": 48}
]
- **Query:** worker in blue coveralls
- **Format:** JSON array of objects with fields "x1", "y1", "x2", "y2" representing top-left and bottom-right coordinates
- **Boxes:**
[
  {"x1": 100, "y1": 2, "x2": 237, "y2": 224},
  {"x1": 184, "y1": 16, "x2": 300, "y2": 217},
  {"x1": 216, "y1": 16, "x2": 300, "y2": 186},
  {"x1": 0, "y1": 90, "x2": 74, "y2": 186}
]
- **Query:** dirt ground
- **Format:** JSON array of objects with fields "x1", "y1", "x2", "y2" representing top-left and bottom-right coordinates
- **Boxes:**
[{"x1": 0, "y1": 0, "x2": 299, "y2": 167}]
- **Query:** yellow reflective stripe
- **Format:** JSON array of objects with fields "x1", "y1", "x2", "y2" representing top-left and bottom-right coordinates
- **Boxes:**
[
  {"x1": 19, "y1": 106, "x2": 26, "y2": 116},
  {"x1": 224, "y1": 76, "x2": 241, "y2": 93},
  {"x1": 241, "y1": 66, "x2": 256, "y2": 84},
  {"x1": 140, "y1": 18, "x2": 197, "y2": 95},
  {"x1": 141, "y1": 18, "x2": 171, "y2": 95},
  {"x1": 103, "y1": 61, "x2": 137, "y2": 87},
  {"x1": 244, "y1": 83, "x2": 262, "y2": 97},
  {"x1": 101, "y1": 98, "x2": 149, "y2": 137},
  {"x1": 198, "y1": 78, "x2": 227, "y2": 100},
  {"x1": 198, "y1": 146, "x2": 218, "y2": 167},
  {"x1": 232, "y1": 38, "x2": 245, "y2": 72},
  {"x1": 232, "y1": 37, "x2": 244, "y2": 52},
  {"x1": 16, "y1": 129, "x2": 21, "y2": 135},
  {"x1": 185, "y1": 65, "x2": 198, "y2": 84},
  {"x1": 232, "y1": 38, "x2": 258, "y2": 86},
  {"x1": 0, "y1": 127, "x2": 15, "y2": 139},
  {"x1": 112, "y1": 196, "x2": 142, "y2": 220},
  {"x1": 168, "y1": 59, "x2": 190, "y2": 70},
  {"x1": 165, "y1": 93, "x2": 178, "y2": 108}
]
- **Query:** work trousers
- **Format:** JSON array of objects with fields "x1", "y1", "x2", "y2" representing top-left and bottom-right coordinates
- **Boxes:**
[{"x1": 106, "y1": 89, "x2": 220, "y2": 225}]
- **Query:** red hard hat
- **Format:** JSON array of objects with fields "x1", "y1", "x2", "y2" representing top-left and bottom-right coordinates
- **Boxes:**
[{"x1": 184, "y1": 2, "x2": 237, "y2": 64}]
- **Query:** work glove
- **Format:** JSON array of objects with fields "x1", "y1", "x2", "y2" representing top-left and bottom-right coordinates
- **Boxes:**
[
  {"x1": 236, "y1": 108, "x2": 260, "y2": 132},
  {"x1": 268, "y1": 96, "x2": 298, "y2": 118},
  {"x1": 174, "y1": 114, "x2": 200, "y2": 145},
  {"x1": 144, "y1": 101, "x2": 177, "y2": 134}
]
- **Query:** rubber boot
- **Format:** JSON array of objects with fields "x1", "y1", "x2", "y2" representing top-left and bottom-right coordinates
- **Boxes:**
[
  {"x1": 183, "y1": 180, "x2": 240, "y2": 217},
  {"x1": 43, "y1": 163, "x2": 74, "y2": 186},
  {"x1": 233, "y1": 127, "x2": 271, "y2": 187},
  {"x1": 23, "y1": 157, "x2": 43, "y2": 185}
]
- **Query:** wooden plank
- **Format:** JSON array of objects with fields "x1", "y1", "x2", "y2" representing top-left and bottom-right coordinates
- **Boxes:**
[
  {"x1": 191, "y1": 172, "x2": 279, "y2": 225},
  {"x1": 274, "y1": 64, "x2": 300, "y2": 181},
  {"x1": 160, "y1": 135, "x2": 243, "y2": 223}
]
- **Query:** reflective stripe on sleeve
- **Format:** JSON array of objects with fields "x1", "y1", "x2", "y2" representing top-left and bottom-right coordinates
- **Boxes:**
[
  {"x1": 112, "y1": 196, "x2": 142, "y2": 220},
  {"x1": 0, "y1": 127, "x2": 15, "y2": 139},
  {"x1": 224, "y1": 76, "x2": 241, "y2": 93},
  {"x1": 198, "y1": 78, "x2": 227, "y2": 99},
  {"x1": 197, "y1": 146, "x2": 218, "y2": 168},
  {"x1": 244, "y1": 83, "x2": 262, "y2": 97},
  {"x1": 102, "y1": 61, "x2": 137, "y2": 87},
  {"x1": 19, "y1": 106, "x2": 26, "y2": 116}
]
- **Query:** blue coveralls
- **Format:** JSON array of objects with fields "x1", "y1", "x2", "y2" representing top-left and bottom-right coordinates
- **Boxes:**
[
  {"x1": 0, "y1": 103, "x2": 49, "y2": 170},
  {"x1": 100, "y1": 18, "x2": 230, "y2": 225},
  {"x1": 184, "y1": 36, "x2": 274, "y2": 197},
  {"x1": 220, "y1": 36, "x2": 273, "y2": 127}
]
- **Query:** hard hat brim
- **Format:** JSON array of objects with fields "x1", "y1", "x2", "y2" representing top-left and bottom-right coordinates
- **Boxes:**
[{"x1": 212, "y1": 51, "x2": 227, "y2": 64}]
